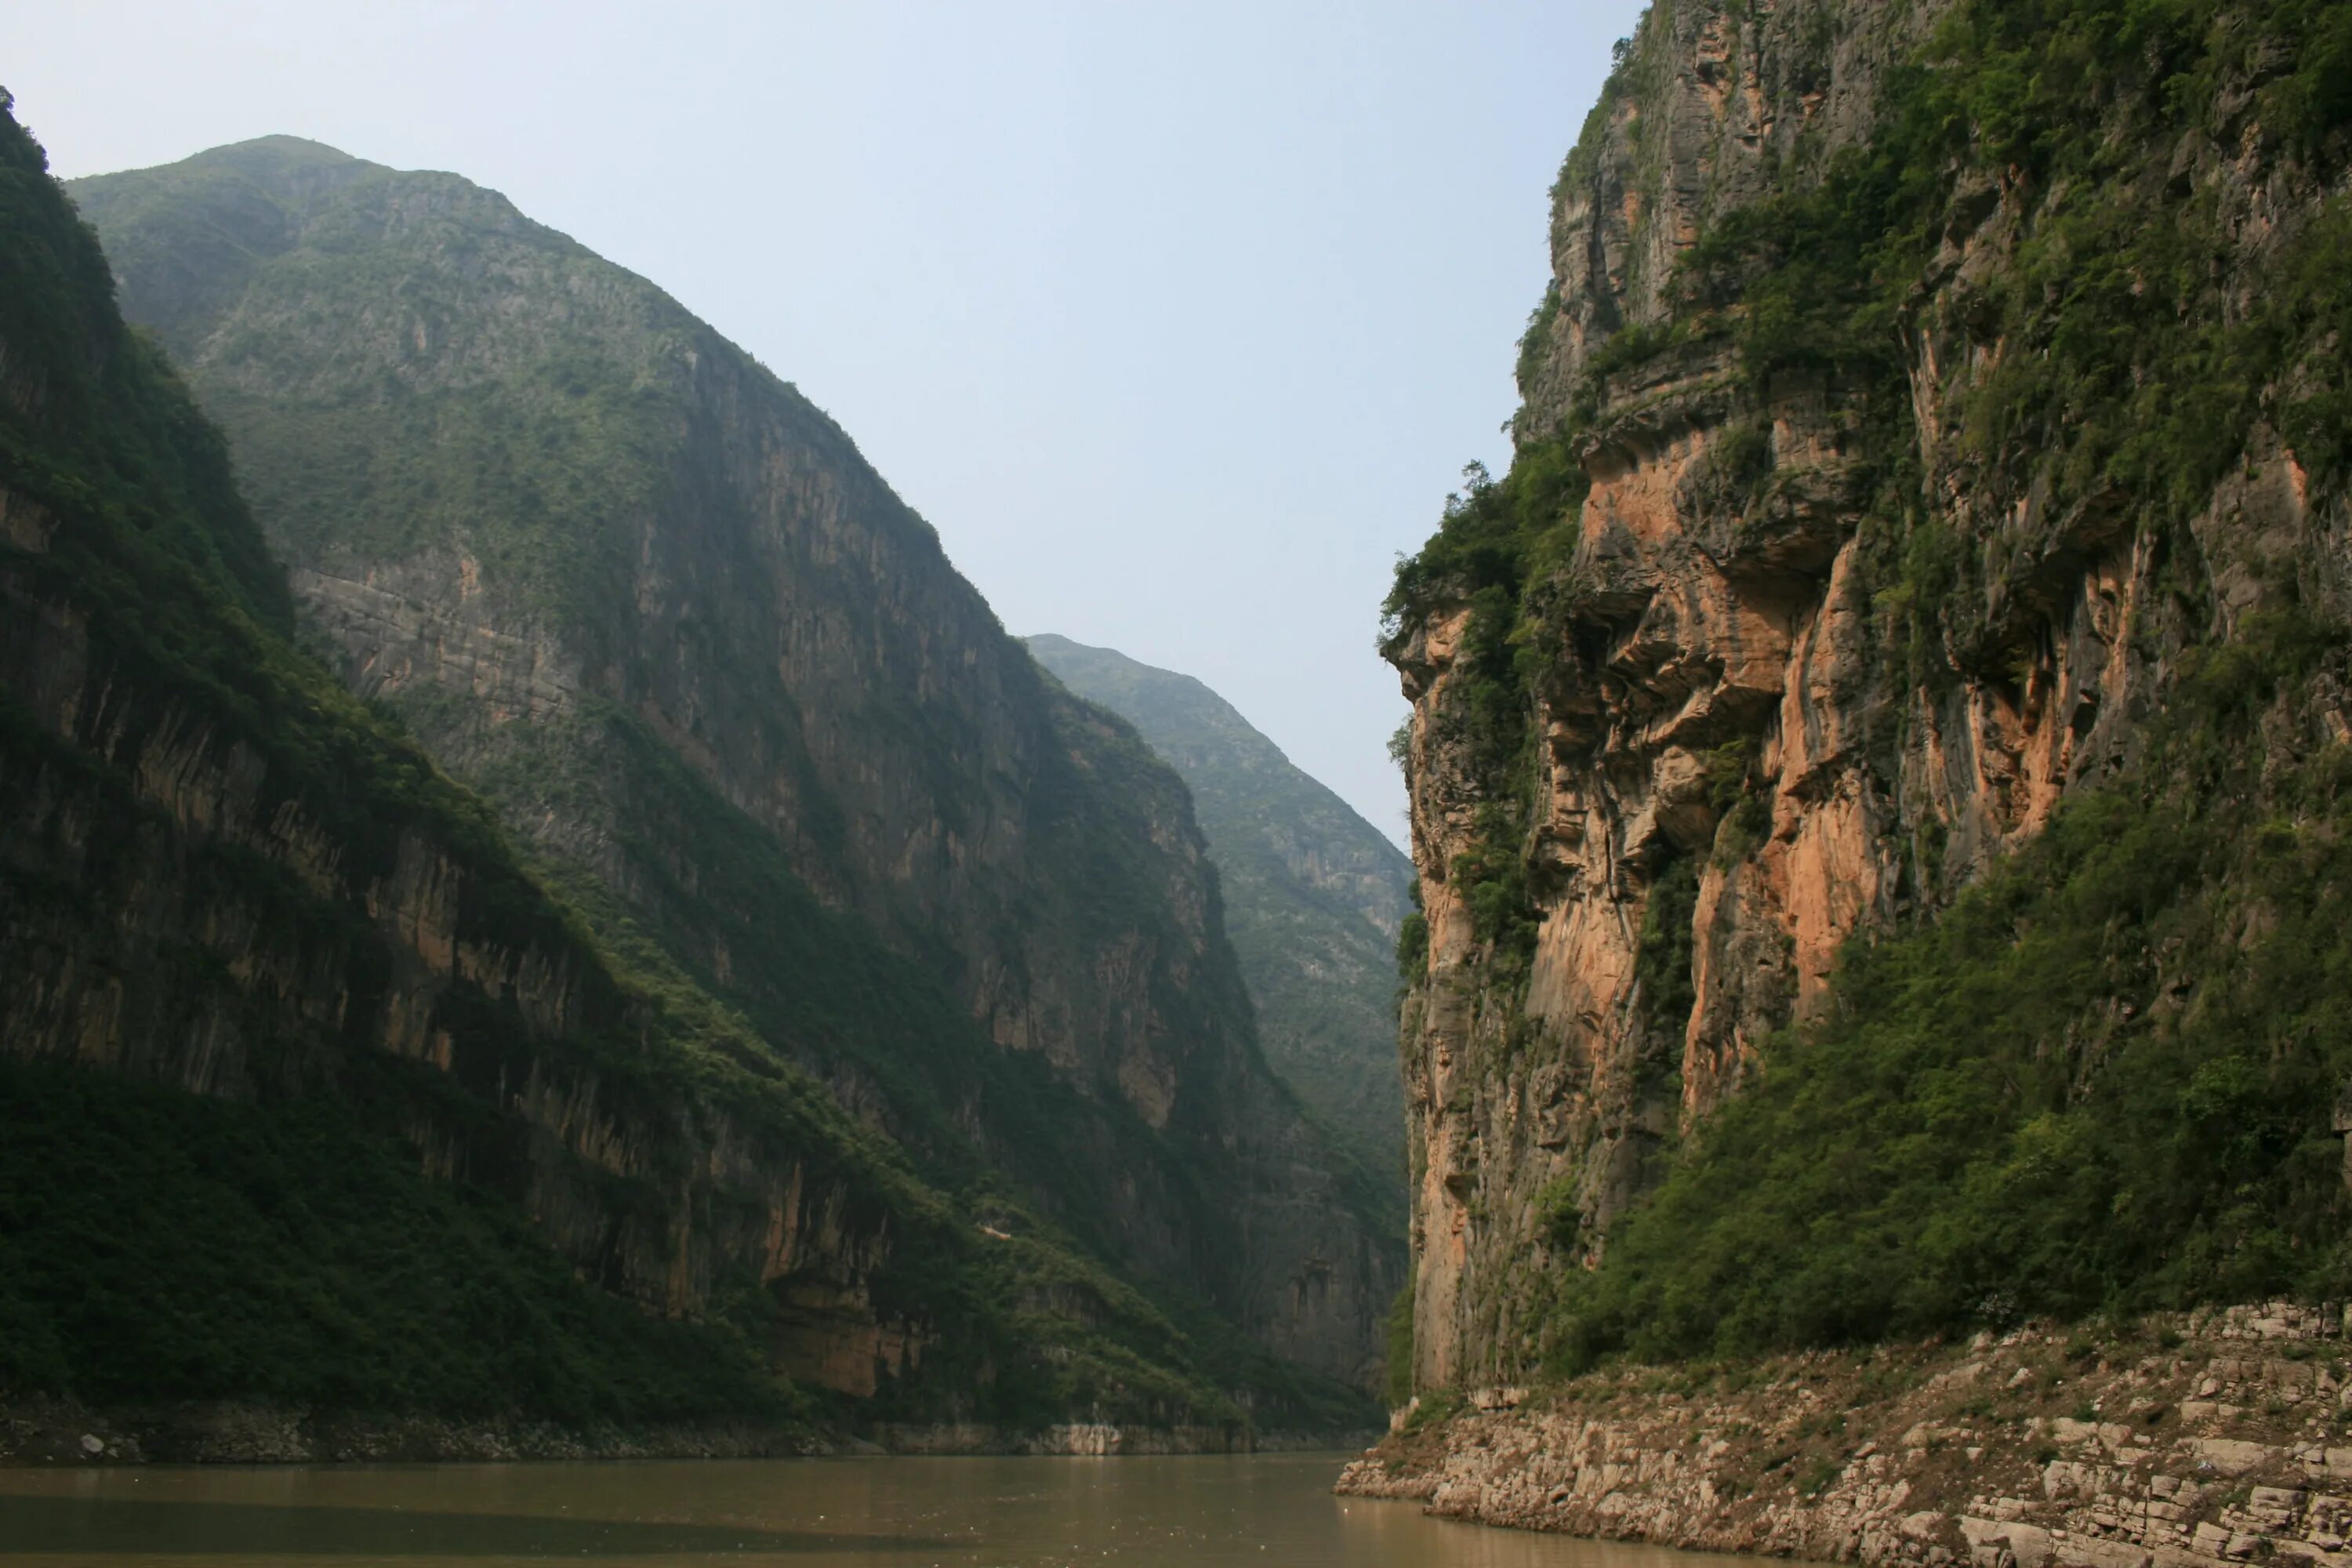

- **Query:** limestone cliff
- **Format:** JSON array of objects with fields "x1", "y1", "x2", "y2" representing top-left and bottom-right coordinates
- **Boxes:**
[{"x1": 1384, "y1": 0, "x2": 2352, "y2": 1392}]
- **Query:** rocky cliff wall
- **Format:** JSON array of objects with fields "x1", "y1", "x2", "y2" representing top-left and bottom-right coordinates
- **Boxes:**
[
  {"x1": 1026, "y1": 633, "x2": 1415, "y2": 1189},
  {"x1": 1385, "y1": 0, "x2": 2352, "y2": 1391},
  {"x1": 0, "y1": 498, "x2": 915, "y2": 1404}
]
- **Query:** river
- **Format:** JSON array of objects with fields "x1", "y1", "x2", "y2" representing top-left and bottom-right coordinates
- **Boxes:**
[{"x1": 0, "y1": 1451, "x2": 1757, "y2": 1566}]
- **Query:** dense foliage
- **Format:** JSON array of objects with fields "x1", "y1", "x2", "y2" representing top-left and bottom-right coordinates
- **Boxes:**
[
  {"x1": 1379, "y1": 448, "x2": 1584, "y2": 972},
  {"x1": 0, "y1": 1059, "x2": 797, "y2": 1420}
]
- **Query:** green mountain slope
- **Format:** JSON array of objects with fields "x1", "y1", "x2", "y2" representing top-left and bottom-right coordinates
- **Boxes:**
[
  {"x1": 0, "y1": 95, "x2": 1374, "y2": 1436},
  {"x1": 63, "y1": 129, "x2": 1396, "y2": 1396},
  {"x1": 1026, "y1": 634, "x2": 1412, "y2": 1189}
]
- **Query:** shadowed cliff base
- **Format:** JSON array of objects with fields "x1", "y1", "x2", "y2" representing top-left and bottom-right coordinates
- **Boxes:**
[{"x1": 0, "y1": 1389, "x2": 1352, "y2": 1467}]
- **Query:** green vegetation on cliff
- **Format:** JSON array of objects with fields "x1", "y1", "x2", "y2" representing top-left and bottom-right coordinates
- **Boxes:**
[
  {"x1": 1554, "y1": 617, "x2": 2352, "y2": 1366},
  {"x1": 64, "y1": 136, "x2": 677, "y2": 631},
  {"x1": 1382, "y1": 0, "x2": 2352, "y2": 1378},
  {"x1": 1392, "y1": 0, "x2": 2352, "y2": 658},
  {"x1": 0, "y1": 1059, "x2": 792, "y2": 1419},
  {"x1": 0, "y1": 93, "x2": 819, "y2": 1424}
]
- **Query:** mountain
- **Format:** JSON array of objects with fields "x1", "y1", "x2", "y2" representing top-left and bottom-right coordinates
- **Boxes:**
[
  {"x1": 1025, "y1": 634, "x2": 1413, "y2": 1189},
  {"x1": 1374, "y1": 0, "x2": 2352, "y2": 1396},
  {"x1": 2, "y1": 103, "x2": 1396, "y2": 1442},
  {"x1": 0, "y1": 91, "x2": 958, "y2": 1442}
]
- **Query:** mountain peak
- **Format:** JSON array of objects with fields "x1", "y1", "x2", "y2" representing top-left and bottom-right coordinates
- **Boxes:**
[{"x1": 172, "y1": 133, "x2": 373, "y2": 189}]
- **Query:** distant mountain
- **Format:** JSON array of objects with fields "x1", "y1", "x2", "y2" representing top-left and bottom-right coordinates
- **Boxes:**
[
  {"x1": 1027, "y1": 635, "x2": 1411, "y2": 1192},
  {"x1": 38, "y1": 124, "x2": 1399, "y2": 1425}
]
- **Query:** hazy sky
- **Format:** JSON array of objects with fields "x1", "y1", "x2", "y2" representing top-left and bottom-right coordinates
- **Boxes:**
[{"x1": 5, "y1": 0, "x2": 1643, "y2": 847}]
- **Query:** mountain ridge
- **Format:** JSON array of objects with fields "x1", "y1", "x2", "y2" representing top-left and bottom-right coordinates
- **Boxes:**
[{"x1": 67, "y1": 129, "x2": 1396, "y2": 1388}]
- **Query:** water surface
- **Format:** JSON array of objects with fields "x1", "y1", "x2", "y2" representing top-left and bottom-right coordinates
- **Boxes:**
[{"x1": 0, "y1": 1452, "x2": 1748, "y2": 1568}]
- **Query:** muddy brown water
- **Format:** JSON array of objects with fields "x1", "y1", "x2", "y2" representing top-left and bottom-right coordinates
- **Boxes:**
[{"x1": 0, "y1": 1452, "x2": 1759, "y2": 1566}]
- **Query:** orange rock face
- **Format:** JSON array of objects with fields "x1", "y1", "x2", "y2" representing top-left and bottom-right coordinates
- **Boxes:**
[{"x1": 1386, "y1": 0, "x2": 2321, "y2": 1392}]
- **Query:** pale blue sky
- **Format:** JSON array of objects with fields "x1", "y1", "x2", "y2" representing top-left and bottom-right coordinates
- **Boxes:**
[{"x1": 6, "y1": 1, "x2": 1644, "y2": 845}]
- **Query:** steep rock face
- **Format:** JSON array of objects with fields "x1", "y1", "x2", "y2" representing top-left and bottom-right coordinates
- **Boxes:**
[
  {"x1": 66, "y1": 140, "x2": 1396, "y2": 1385},
  {"x1": 1027, "y1": 633, "x2": 1414, "y2": 1190},
  {"x1": 1386, "y1": 0, "x2": 2352, "y2": 1390}
]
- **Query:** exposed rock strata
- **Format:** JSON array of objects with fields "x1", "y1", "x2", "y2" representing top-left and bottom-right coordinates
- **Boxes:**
[
  {"x1": 0, "y1": 480, "x2": 915, "y2": 1393},
  {"x1": 1387, "y1": 0, "x2": 2350, "y2": 1391},
  {"x1": 1394, "y1": 0, "x2": 1963, "y2": 1395},
  {"x1": 1341, "y1": 1306, "x2": 2352, "y2": 1568}
]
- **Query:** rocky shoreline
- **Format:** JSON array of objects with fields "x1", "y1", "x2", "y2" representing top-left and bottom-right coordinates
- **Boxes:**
[
  {"x1": 1339, "y1": 1305, "x2": 2352, "y2": 1568},
  {"x1": 1, "y1": 1397, "x2": 1368, "y2": 1466}
]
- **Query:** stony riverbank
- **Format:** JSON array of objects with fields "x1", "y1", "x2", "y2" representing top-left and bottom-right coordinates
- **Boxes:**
[
  {"x1": 0, "y1": 1396, "x2": 1366, "y2": 1465},
  {"x1": 1338, "y1": 1305, "x2": 2352, "y2": 1568}
]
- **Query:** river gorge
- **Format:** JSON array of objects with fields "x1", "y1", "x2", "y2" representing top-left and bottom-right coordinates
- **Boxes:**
[{"x1": 9, "y1": 0, "x2": 2352, "y2": 1563}]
